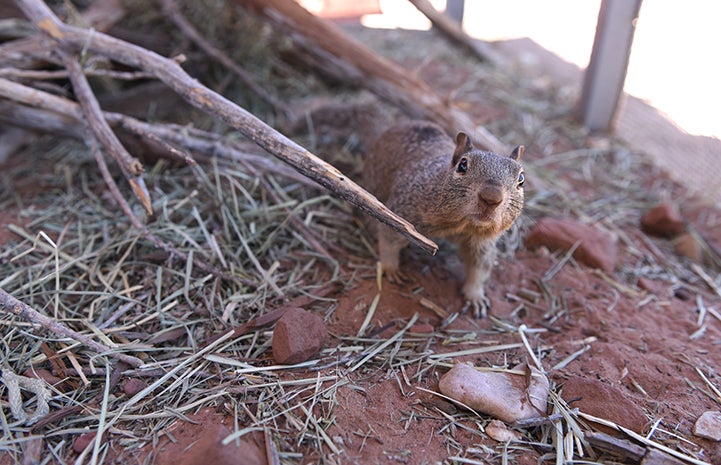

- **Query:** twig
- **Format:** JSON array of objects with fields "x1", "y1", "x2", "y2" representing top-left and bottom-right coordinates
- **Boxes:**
[
  {"x1": 121, "y1": 120, "x2": 197, "y2": 167},
  {"x1": 0, "y1": 81, "x2": 309, "y2": 186},
  {"x1": 542, "y1": 240, "x2": 581, "y2": 281},
  {"x1": 578, "y1": 412, "x2": 711, "y2": 465},
  {"x1": 60, "y1": 49, "x2": 153, "y2": 215},
  {"x1": 15, "y1": 0, "x2": 438, "y2": 256},
  {"x1": 407, "y1": 0, "x2": 500, "y2": 65},
  {"x1": 0, "y1": 67, "x2": 153, "y2": 81},
  {"x1": 0, "y1": 287, "x2": 144, "y2": 368},
  {"x1": 691, "y1": 263, "x2": 721, "y2": 300},
  {"x1": 583, "y1": 431, "x2": 646, "y2": 462}
]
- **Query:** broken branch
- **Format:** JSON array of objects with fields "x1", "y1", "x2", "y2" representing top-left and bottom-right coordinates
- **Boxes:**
[
  {"x1": 60, "y1": 49, "x2": 153, "y2": 215},
  {"x1": 0, "y1": 78, "x2": 309, "y2": 187},
  {"x1": 0, "y1": 287, "x2": 144, "y2": 368},
  {"x1": 407, "y1": 0, "x2": 501, "y2": 65}
]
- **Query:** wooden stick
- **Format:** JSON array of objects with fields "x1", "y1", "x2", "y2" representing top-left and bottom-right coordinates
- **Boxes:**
[
  {"x1": 14, "y1": 0, "x2": 438, "y2": 255},
  {"x1": 0, "y1": 288, "x2": 144, "y2": 368},
  {"x1": 0, "y1": 79, "x2": 310, "y2": 188},
  {"x1": 407, "y1": 0, "x2": 501, "y2": 65},
  {"x1": 60, "y1": 50, "x2": 154, "y2": 215}
]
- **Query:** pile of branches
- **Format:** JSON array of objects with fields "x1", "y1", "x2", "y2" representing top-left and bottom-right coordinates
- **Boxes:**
[
  {"x1": 2, "y1": 0, "x2": 450, "y2": 251},
  {"x1": 0, "y1": 0, "x2": 509, "y2": 363}
]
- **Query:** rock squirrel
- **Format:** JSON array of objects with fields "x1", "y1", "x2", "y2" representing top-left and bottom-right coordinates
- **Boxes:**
[{"x1": 362, "y1": 120, "x2": 525, "y2": 317}]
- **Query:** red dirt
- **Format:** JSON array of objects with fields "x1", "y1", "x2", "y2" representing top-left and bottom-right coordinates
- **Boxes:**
[{"x1": 320, "y1": 242, "x2": 721, "y2": 463}]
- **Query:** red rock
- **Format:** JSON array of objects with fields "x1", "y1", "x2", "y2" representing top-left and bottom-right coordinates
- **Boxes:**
[
  {"x1": 516, "y1": 453, "x2": 542, "y2": 465},
  {"x1": 177, "y1": 424, "x2": 265, "y2": 465},
  {"x1": 673, "y1": 232, "x2": 702, "y2": 262},
  {"x1": 561, "y1": 376, "x2": 647, "y2": 434},
  {"x1": 525, "y1": 217, "x2": 618, "y2": 272},
  {"x1": 122, "y1": 378, "x2": 148, "y2": 397},
  {"x1": 640, "y1": 203, "x2": 685, "y2": 238},
  {"x1": 72, "y1": 432, "x2": 98, "y2": 453},
  {"x1": 272, "y1": 307, "x2": 328, "y2": 364}
]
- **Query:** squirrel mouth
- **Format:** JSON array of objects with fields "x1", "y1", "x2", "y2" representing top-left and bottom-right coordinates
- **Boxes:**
[
  {"x1": 473, "y1": 204, "x2": 499, "y2": 223},
  {"x1": 473, "y1": 211, "x2": 497, "y2": 224}
]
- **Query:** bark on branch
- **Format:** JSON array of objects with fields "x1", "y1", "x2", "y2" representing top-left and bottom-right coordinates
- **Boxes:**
[{"x1": 0, "y1": 78, "x2": 307, "y2": 187}]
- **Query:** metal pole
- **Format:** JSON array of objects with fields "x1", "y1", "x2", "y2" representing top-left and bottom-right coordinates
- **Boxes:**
[{"x1": 578, "y1": 0, "x2": 643, "y2": 132}]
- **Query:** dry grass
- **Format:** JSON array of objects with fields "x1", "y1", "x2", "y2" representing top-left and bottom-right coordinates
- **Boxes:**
[{"x1": 0, "y1": 129, "x2": 362, "y2": 461}]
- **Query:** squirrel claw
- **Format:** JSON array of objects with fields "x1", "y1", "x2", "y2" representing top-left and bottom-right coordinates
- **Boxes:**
[
  {"x1": 462, "y1": 294, "x2": 491, "y2": 319},
  {"x1": 384, "y1": 268, "x2": 409, "y2": 284}
]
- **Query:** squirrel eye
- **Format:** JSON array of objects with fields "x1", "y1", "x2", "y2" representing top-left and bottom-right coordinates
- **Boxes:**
[
  {"x1": 457, "y1": 157, "x2": 468, "y2": 173},
  {"x1": 517, "y1": 171, "x2": 525, "y2": 187}
]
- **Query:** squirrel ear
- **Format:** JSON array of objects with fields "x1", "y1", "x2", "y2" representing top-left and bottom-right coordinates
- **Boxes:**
[
  {"x1": 453, "y1": 132, "x2": 474, "y2": 164},
  {"x1": 510, "y1": 145, "x2": 525, "y2": 161}
]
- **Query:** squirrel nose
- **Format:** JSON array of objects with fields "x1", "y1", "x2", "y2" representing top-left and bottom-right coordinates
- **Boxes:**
[{"x1": 479, "y1": 185, "x2": 503, "y2": 208}]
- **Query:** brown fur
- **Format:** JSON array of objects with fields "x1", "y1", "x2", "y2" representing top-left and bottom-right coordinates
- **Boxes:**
[{"x1": 362, "y1": 120, "x2": 525, "y2": 317}]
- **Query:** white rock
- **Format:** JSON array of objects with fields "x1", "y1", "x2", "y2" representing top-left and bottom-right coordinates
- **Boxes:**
[
  {"x1": 485, "y1": 420, "x2": 522, "y2": 443},
  {"x1": 693, "y1": 411, "x2": 721, "y2": 441},
  {"x1": 438, "y1": 362, "x2": 549, "y2": 423}
]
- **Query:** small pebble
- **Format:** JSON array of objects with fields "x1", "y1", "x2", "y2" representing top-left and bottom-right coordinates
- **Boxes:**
[
  {"x1": 122, "y1": 378, "x2": 148, "y2": 397},
  {"x1": 693, "y1": 411, "x2": 721, "y2": 441},
  {"x1": 673, "y1": 232, "x2": 702, "y2": 262},
  {"x1": 439, "y1": 363, "x2": 548, "y2": 423},
  {"x1": 485, "y1": 420, "x2": 522, "y2": 442},
  {"x1": 640, "y1": 203, "x2": 685, "y2": 238},
  {"x1": 72, "y1": 432, "x2": 97, "y2": 453},
  {"x1": 272, "y1": 307, "x2": 328, "y2": 364}
]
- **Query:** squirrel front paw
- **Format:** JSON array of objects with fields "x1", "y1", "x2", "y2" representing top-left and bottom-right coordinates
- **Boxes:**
[
  {"x1": 381, "y1": 264, "x2": 409, "y2": 284},
  {"x1": 462, "y1": 286, "x2": 491, "y2": 318}
]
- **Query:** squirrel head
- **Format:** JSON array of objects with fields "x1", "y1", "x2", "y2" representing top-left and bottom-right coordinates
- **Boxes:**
[{"x1": 437, "y1": 132, "x2": 524, "y2": 237}]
